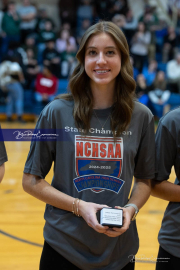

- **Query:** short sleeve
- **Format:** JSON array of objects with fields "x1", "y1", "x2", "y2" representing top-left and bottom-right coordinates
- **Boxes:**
[
  {"x1": 0, "y1": 127, "x2": 8, "y2": 166},
  {"x1": 24, "y1": 113, "x2": 55, "y2": 179},
  {"x1": 154, "y1": 121, "x2": 176, "y2": 181},
  {"x1": 134, "y1": 117, "x2": 155, "y2": 179}
]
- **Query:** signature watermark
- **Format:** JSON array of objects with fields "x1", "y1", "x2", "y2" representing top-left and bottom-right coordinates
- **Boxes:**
[
  {"x1": 128, "y1": 254, "x2": 170, "y2": 264},
  {"x1": 0, "y1": 129, "x2": 62, "y2": 141},
  {"x1": 13, "y1": 130, "x2": 59, "y2": 140}
]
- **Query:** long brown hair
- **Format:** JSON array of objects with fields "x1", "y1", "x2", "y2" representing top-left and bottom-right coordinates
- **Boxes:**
[{"x1": 59, "y1": 21, "x2": 136, "y2": 137}]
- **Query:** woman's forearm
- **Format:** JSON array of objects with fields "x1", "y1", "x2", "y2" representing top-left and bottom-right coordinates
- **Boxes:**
[
  {"x1": 151, "y1": 179, "x2": 180, "y2": 202},
  {"x1": 127, "y1": 178, "x2": 151, "y2": 209},
  {"x1": 22, "y1": 173, "x2": 75, "y2": 212},
  {"x1": 22, "y1": 173, "x2": 109, "y2": 234}
]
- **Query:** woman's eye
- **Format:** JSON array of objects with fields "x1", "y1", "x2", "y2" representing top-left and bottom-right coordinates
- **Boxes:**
[
  {"x1": 106, "y1": 50, "x2": 115, "y2": 55},
  {"x1": 89, "y1": 50, "x2": 97, "y2": 56}
]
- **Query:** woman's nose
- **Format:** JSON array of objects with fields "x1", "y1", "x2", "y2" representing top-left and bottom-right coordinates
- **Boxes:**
[{"x1": 96, "y1": 52, "x2": 107, "y2": 64}]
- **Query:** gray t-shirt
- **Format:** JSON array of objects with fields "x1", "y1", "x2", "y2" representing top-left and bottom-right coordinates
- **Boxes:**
[
  {"x1": 17, "y1": 5, "x2": 37, "y2": 29},
  {"x1": 0, "y1": 126, "x2": 7, "y2": 166},
  {"x1": 155, "y1": 107, "x2": 180, "y2": 258},
  {"x1": 24, "y1": 99, "x2": 155, "y2": 270}
]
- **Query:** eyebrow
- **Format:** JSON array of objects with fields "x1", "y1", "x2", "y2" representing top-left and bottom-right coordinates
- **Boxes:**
[{"x1": 86, "y1": 46, "x2": 118, "y2": 50}]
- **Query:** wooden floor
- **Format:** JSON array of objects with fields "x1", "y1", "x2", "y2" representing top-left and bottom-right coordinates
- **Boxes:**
[{"x1": 0, "y1": 122, "x2": 175, "y2": 270}]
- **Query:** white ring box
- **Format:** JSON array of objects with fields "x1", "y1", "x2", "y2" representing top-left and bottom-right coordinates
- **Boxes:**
[{"x1": 99, "y1": 208, "x2": 123, "y2": 228}]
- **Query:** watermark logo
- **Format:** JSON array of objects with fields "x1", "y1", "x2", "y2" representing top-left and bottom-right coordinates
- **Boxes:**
[
  {"x1": 13, "y1": 130, "x2": 59, "y2": 140},
  {"x1": 128, "y1": 254, "x2": 170, "y2": 264},
  {"x1": 0, "y1": 129, "x2": 64, "y2": 141}
]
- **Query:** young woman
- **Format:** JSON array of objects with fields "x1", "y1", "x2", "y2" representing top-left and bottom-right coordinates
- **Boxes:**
[
  {"x1": 22, "y1": 21, "x2": 155, "y2": 270},
  {"x1": 151, "y1": 108, "x2": 180, "y2": 270}
]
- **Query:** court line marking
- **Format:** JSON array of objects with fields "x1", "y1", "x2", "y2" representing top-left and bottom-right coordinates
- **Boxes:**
[
  {"x1": 0, "y1": 229, "x2": 43, "y2": 247},
  {"x1": 135, "y1": 260, "x2": 156, "y2": 264}
]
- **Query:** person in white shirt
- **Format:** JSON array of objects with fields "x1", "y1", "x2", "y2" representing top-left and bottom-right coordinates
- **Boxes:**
[{"x1": 166, "y1": 53, "x2": 180, "y2": 93}]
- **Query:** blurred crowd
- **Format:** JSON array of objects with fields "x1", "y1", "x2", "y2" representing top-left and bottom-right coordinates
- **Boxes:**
[{"x1": 1, "y1": 0, "x2": 180, "y2": 121}]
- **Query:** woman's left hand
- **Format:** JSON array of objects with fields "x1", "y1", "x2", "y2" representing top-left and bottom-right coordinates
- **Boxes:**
[{"x1": 104, "y1": 206, "x2": 134, "y2": 237}]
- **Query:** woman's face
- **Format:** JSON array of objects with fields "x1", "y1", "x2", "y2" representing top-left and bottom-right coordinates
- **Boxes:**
[
  {"x1": 27, "y1": 49, "x2": 34, "y2": 58},
  {"x1": 137, "y1": 74, "x2": 145, "y2": 84},
  {"x1": 138, "y1": 22, "x2": 145, "y2": 32},
  {"x1": 61, "y1": 30, "x2": 70, "y2": 40},
  {"x1": 157, "y1": 71, "x2": 165, "y2": 81},
  {"x1": 84, "y1": 33, "x2": 121, "y2": 89}
]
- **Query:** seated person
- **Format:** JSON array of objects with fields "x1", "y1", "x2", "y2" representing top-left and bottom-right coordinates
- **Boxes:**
[
  {"x1": 1, "y1": 1, "x2": 20, "y2": 58},
  {"x1": 38, "y1": 20, "x2": 56, "y2": 44},
  {"x1": 111, "y1": 0, "x2": 129, "y2": 17},
  {"x1": 135, "y1": 74, "x2": 149, "y2": 106},
  {"x1": 130, "y1": 56, "x2": 139, "y2": 80},
  {"x1": 142, "y1": 59, "x2": 158, "y2": 86},
  {"x1": 58, "y1": 0, "x2": 78, "y2": 33},
  {"x1": 76, "y1": 0, "x2": 94, "y2": 32},
  {"x1": 148, "y1": 71, "x2": 171, "y2": 119},
  {"x1": 37, "y1": 20, "x2": 57, "y2": 64},
  {"x1": 35, "y1": 65, "x2": 58, "y2": 105},
  {"x1": 123, "y1": 9, "x2": 138, "y2": 45},
  {"x1": 24, "y1": 48, "x2": 40, "y2": 89},
  {"x1": 0, "y1": 57, "x2": 25, "y2": 122},
  {"x1": 56, "y1": 29, "x2": 77, "y2": 78},
  {"x1": 23, "y1": 34, "x2": 38, "y2": 59},
  {"x1": 130, "y1": 22, "x2": 151, "y2": 73},
  {"x1": 4, "y1": 41, "x2": 26, "y2": 69},
  {"x1": 56, "y1": 28, "x2": 76, "y2": 54},
  {"x1": 111, "y1": 14, "x2": 126, "y2": 32},
  {"x1": 17, "y1": 0, "x2": 37, "y2": 44},
  {"x1": 42, "y1": 39, "x2": 60, "y2": 78},
  {"x1": 166, "y1": 52, "x2": 180, "y2": 93},
  {"x1": 76, "y1": 19, "x2": 91, "y2": 44},
  {"x1": 162, "y1": 26, "x2": 178, "y2": 63},
  {"x1": 36, "y1": 8, "x2": 55, "y2": 34}
]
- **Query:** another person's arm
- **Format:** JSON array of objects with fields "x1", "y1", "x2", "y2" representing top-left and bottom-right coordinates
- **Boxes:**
[
  {"x1": 151, "y1": 115, "x2": 180, "y2": 202},
  {"x1": 151, "y1": 179, "x2": 180, "y2": 202},
  {"x1": 0, "y1": 164, "x2": 5, "y2": 183},
  {"x1": 0, "y1": 134, "x2": 8, "y2": 183}
]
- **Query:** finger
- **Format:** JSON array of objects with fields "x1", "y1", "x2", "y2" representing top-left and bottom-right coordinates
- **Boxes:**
[
  {"x1": 95, "y1": 204, "x2": 110, "y2": 211},
  {"x1": 115, "y1": 206, "x2": 123, "y2": 209},
  {"x1": 121, "y1": 210, "x2": 131, "y2": 230},
  {"x1": 105, "y1": 233, "x2": 118, "y2": 238},
  {"x1": 90, "y1": 210, "x2": 109, "y2": 232},
  {"x1": 111, "y1": 227, "x2": 127, "y2": 233},
  {"x1": 94, "y1": 223, "x2": 109, "y2": 233},
  {"x1": 108, "y1": 227, "x2": 126, "y2": 233},
  {"x1": 90, "y1": 215, "x2": 109, "y2": 233},
  {"x1": 104, "y1": 230, "x2": 124, "y2": 237}
]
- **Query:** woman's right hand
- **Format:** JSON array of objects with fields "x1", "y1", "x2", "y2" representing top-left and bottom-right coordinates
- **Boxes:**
[{"x1": 79, "y1": 201, "x2": 109, "y2": 234}]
